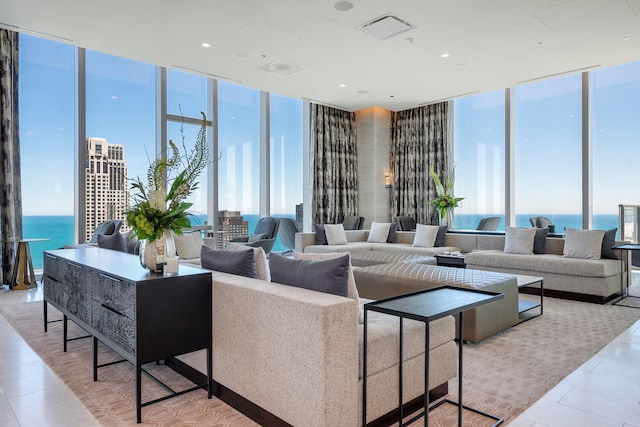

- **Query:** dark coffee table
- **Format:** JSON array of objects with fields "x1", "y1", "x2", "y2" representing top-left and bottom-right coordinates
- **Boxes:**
[{"x1": 435, "y1": 252, "x2": 466, "y2": 268}]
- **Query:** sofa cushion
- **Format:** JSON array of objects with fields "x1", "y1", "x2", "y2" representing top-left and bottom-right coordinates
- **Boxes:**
[
  {"x1": 97, "y1": 232, "x2": 127, "y2": 252},
  {"x1": 434, "y1": 225, "x2": 448, "y2": 247},
  {"x1": 504, "y1": 226, "x2": 536, "y2": 255},
  {"x1": 325, "y1": 224, "x2": 348, "y2": 245},
  {"x1": 368, "y1": 222, "x2": 392, "y2": 243},
  {"x1": 228, "y1": 243, "x2": 270, "y2": 281},
  {"x1": 533, "y1": 228, "x2": 548, "y2": 254},
  {"x1": 413, "y1": 224, "x2": 439, "y2": 248},
  {"x1": 269, "y1": 253, "x2": 349, "y2": 297},
  {"x1": 201, "y1": 246, "x2": 257, "y2": 278},
  {"x1": 294, "y1": 252, "x2": 361, "y2": 322},
  {"x1": 564, "y1": 228, "x2": 605, "y2": 260},
  {"x1": 314, "y1": 224, "x2": 328, "y2": 245},
  {"x1": 386, "y1": 223, "x2": 399, "y2": 243},
  {"x1": 600, "y1": 228, "x2": 618, "y2": 260},
  {"x1": 173, "y1": 231, "x2": 204, "y2": 260}
]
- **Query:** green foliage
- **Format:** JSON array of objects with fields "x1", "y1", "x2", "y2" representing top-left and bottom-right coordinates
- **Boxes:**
[
  {"x1": 126, "y1": 112, "x2": 210, "y2": 242},
  {"x1": 429, "y1": 164, "x2": 464, "y2": 218}
]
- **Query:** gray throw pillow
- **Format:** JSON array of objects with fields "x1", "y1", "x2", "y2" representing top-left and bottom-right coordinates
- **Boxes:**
[
  {"x1": 533, "y1": 228, "x2": 549, "y2": 254},
  {"x1": 269, "y1": 253, "x2": 349, "y2": 297},
  {"x1": 201, "y1": 246, "x2": 257, "y2": 279},
  {"x1": 314, "y1": 224, "x2": 328, "y2": 245},
  {"x1": 600, "y1": 228, "x2": 618, "y2": 260},
  {"x1": 248, "y1": 233, "x2": 266, "y2": 243},
  {"x1": 386, "y1": 223, "x2": 399, "y2": 243},
  {"x1": 97, "y1": 232, "x2": 127, "y2": 252},
  {"x1": 434, "y1": 225, "x2": 448, "y2": 247}
]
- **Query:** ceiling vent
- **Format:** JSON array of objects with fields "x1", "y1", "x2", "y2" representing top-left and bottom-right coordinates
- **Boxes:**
[
  {"x1": 357, "y1": 14, "x2": 415, "y2": 40},
  {"x1": 260, "y1": 60, "x2": 304, "y2": 77}
]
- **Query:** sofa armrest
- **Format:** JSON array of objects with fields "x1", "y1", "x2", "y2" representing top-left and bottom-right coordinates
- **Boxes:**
[
  {"x1": 295, "y1": 232, "x2": 316, "y2": 252},
  {"x1": 212, "y1": 272, "x2": 358, "y2": 426}
]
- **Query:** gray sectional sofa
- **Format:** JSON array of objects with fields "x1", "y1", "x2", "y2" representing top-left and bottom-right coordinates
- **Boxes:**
[{"x1": 179, "y1": 264, "x2": 458, "y2": 427}]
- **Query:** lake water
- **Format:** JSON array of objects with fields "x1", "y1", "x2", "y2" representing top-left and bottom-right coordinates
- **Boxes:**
[{"x1": 23, "y1": 213, "x2": 619, "y2": 270}]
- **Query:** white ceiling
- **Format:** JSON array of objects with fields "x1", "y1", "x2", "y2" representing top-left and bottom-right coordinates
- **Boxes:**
[{"x1": 2, "y1": 0, "x2": 640, "y2": 111}]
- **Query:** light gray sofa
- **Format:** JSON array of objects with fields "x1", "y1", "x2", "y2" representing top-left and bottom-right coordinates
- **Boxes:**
[{"x1": 179, "y1": 270, "x2": 458, "y2": 427}]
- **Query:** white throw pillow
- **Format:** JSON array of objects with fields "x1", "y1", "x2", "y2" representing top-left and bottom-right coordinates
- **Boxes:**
[
  {"x1": 504, "y1": 227, "x2": 536, "y2": 255},
  {"x1": 412, "y1": 224, "x2": 439, "y2": 248},
  {"x1": 173, "y1": 231, "x2": 204, "y2": 260},
  {"x1": 228, "y1": 243, "x2": 271, "y2": 281},
  {"x1": 563, "y1": 228, "x2": 605, "y2": 260},
  {"x1": 367, "y1": 222, "x2": 392, "y2": 243},
  {"x1": 293, "y1": 251, "x2": 362, "y2": 324},
  {"x1": 324, "y1": 224, "x2": 348, "y2": 245}
]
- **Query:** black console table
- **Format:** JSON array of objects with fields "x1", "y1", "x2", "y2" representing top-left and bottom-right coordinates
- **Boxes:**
[
  {"x1": 363, "y1": 286, "x2": 504, "y2": 427},
  {"x1": 42, "y1": 247, "x2": 213, "y2": 423}
]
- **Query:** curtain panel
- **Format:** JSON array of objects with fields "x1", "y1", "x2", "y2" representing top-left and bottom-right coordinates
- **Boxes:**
[
  {"x1": 0, "y1": 29, "x2": 22, "y2": 285},
  {"x1": 311, "y1": 103, "x2": 359, "y2": 225},
  {"x1": 390, "y1": 102, "x2": 448, "y2": 225}
]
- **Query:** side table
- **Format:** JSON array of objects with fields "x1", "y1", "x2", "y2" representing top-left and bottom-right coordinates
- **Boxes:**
[
  {"x1": 11, "y1": 238, "x2": 49, "y2": 290},
  {"x1": 363, "y1": 286, "x2": 504, "y2": 427},
  {"x1": 435, "y1": 252, "x2": 466, "y2": 268},
  {"x1": 611, "y1": 244, "x2": 640, "y2": 305}
]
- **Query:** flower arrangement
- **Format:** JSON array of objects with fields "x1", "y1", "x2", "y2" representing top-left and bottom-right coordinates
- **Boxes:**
[
  {"x1": 429, "y1": 163, "x2": 464, "y2": 219},
  {"x1": 125, "y1": 112, "x2": 209, "y2": 242}
]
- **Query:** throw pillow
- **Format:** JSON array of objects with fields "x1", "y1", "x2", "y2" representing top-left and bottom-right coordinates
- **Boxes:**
[
  {"x1": 173, "y1": 231, "x2": 204, "y2": 260},
  {"x1": 600, "y1": 228, "x2": 618, "y2": 260},
  {"x1": 412, "y1": 224, "x2": 439, "y2": 248},
  {"x1": 228, "y1": 243, "x2": 271, "y2": 281},
  {"x1": 504, "y1": 227, "x2": 536, "y2": 255},
  {"x1": 324, "y1": 224, "x2": 348, "y2": 245},
  {"x1": 386, "y1": 223, "x2": 399, "y2": 243},
  {"x1": 563, "y1": 228, "x2": 605, "y2": 260},
  {"x1": 367, "y1": 222, "x2": 392, "y2": 243},
  {"x1": 293, "y1": 252, "x2": 362, "y2": 323},
  {"x1": 314, "y1": 224, "x2": 328, "y2": 245},
  {"x1": 201, "y1": 245, "x2": 257, "y2": 278},
  {"x1": 533, "y1": 228, "x2": 549, "y2": 254},
  {"x1": 434, "y1": 225, "x2": 448, "y2": 247},
  {"x1": 97, "y1": 232, "x2": 127, "y2": 252},
  {"x1": 269, "y1": 253, "x2": 349, "y2": 298},
  {"x1": 248, "y1": 232, "x2": 266, "y2": 243}
]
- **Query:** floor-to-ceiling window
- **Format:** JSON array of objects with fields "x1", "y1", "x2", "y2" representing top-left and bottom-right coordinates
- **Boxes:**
[
  {"x1": 85, "y1": 51, "x2": 155, "y2": 241},
  {"x1": 270, "y1": 94, "x2": 303, "y2": 249},
  {"x1": 19, "y1": 34, "x2": 76, "y2": 269},
  {"x1": 166, "y1": 69, "x2": 209, "y2": 225},
  {"x1": 592, "y1": 61, "x2": 640, "y2": 235},
  {"x1": 217, "y1": 81, "x2": 260, "y2": 243},
  {"x1": 513, "y1": 74, "x2": 582, "y2": 231},
  {"x1": 453, "y1": 90, "x2": 505, "y2": 230}
]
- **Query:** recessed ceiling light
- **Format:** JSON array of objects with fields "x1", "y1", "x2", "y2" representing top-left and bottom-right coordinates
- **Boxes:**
[
  {"x1": 334, "y1": 1, "x2": 353, "y2": 11},
  {"x1": 201, "y1": 42, "x2": 211, "y2": 48},
  {"x1": 623, "y1": 36, "x2": 631, "y2": 41},
  {"x1": 441, "y1": 53, "x2": 450, "y2": 58},
  {"x1": 339, "y1": 83, "x2": 347, "y2": 88}
]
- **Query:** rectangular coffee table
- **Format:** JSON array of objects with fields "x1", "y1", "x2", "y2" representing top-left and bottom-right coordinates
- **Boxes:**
[{"x1": 515, "y1": 274, "x2": 543, "y2": 324}]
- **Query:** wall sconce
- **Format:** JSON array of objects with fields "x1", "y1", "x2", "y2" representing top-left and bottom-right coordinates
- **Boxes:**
[{"x1": 384, "y1": 174, "x2": 392, "y2": 188}]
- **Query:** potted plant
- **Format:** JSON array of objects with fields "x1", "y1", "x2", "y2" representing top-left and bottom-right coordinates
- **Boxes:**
[{"x1": 429, "y1": 164, "x2": 464, "y2": 227}]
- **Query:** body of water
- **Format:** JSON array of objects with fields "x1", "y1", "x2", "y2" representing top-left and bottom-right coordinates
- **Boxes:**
[{"x1": 23, "y1": 213, "x2": 619, "y2": 270}]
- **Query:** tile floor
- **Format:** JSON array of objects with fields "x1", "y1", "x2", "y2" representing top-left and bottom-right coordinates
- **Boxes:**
[{"x1": 0, "y1": 281, "x2": 639, "y2": 426}]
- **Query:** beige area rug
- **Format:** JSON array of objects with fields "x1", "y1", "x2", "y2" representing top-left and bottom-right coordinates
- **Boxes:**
[{"x1": 1, "y1": 297, "x2": 639, "y2": 427}]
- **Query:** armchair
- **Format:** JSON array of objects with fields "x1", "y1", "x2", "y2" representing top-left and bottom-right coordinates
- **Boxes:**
[
  {"x1": 396, "y1": 216, "x2": 417, "y2": 231},
  {"x1": 476, "y1": 216, "x2": 501, "y2": 231},
  {"x1": 342, "y1": 215, "x2": 364, "y2": 230},
  {"x1": 277, "y1": 218, "x2": 299, "y2": 255},
  {"x1": 229, "y1": 217, "x2": 280, "y2": 254}
]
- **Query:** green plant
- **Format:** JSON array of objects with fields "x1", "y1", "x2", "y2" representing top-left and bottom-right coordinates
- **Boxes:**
[
  {"x1": 125, "y1": 112, "x2": 209, "y2": 242},
  {"x1": 429, "y1": 163, "x2": 464, "y2": 218}
]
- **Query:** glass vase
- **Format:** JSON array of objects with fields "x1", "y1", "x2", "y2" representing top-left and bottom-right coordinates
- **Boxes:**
[
  {"x1": 139, "y1": 229, "x2": 176, "y2": 273},
  {"x1": 439, "y1": 210, "x2": 454, "y2": 227}
]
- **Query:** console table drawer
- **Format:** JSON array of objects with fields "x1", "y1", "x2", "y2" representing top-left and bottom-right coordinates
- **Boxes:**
[
  {"x1": 43, "y1": 275, "x2": 64, "y2": 307},
  {"x1": 92, "y1": 272, "x2": 135, "y2": 319},
  {"x1": 93, "y1": 301, "x2": 136, "y2": 355},
  {"x1": 43, "y1": 253, "x2": 64, "y2": 282}
]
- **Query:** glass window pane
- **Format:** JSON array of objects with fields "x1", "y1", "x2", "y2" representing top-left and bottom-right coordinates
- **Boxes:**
[
  {"x1": 453, "y1": 90, "x2": 505, "y2": 230},
  {"x1": 217, "y1": 81, "x2": 260, "y2": 246},
  {"x1": 86, "y1": 51, "x2": 155, "y2": 242},
  {"x1": 270, "y1": 94, "x2": 303, "y2": 251},
  {"x1": 167, "y1": 69, "x2": 207, "y2": 118},
  {"x1": 19, "y1": 34, "x2": 76, "y2": 269},
  {"x1": 592, "y1": 61, "x2": 640, "y2": 235},
  {"x1": 514, "y1": 75, "x2": 582, "y2": 231}
]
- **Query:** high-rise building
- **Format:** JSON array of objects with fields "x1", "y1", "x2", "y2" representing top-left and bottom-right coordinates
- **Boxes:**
[
  {"x1": 217, "y1": 210, "x2": 249, "y2": 249},
  {"x1": 85, "y1": 137, "x2": 130, "y2": 242}
]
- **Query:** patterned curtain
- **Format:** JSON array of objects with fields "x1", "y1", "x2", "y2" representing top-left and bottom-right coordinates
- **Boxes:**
[
  {"x1": 311, "y1": 103, "x2": 358, "y2": 224},
  {"x1": 390, "y1": 102, "x2": 448, "y2": 225},
  {"x1": 0, "y1": 29, "x2": 22, "y2": 285}
]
